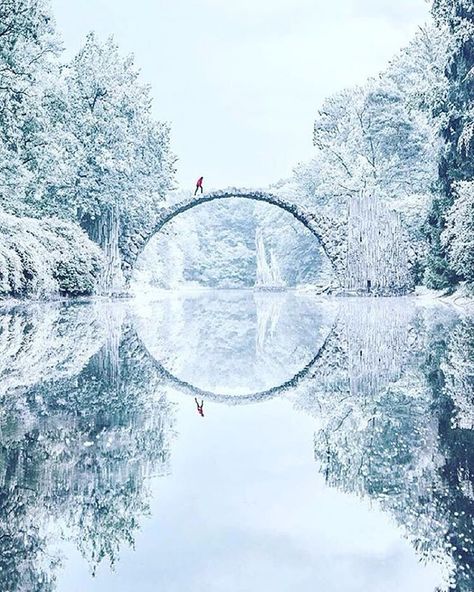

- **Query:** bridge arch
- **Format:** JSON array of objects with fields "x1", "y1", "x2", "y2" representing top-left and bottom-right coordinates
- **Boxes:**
[{"x1": 124, "y1": 188, "x2": 342, "y2": 282}]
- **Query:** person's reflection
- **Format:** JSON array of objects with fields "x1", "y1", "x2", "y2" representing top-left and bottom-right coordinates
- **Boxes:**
[{"x1": 195, "y1": 397, "x2": 204, "y2": 417}]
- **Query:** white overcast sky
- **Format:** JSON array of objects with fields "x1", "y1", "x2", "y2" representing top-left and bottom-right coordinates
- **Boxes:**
[{"x1": 51, "y1": 0, "x2": 430, "y2": 190}]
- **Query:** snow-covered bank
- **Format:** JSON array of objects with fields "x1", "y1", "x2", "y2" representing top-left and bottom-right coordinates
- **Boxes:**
[
  {"x1": 0, "y1": 211, "x2": 104, "y2": 299},
  {"x1": 415, "y1": 284, "x2": 474, "y2": 310}
]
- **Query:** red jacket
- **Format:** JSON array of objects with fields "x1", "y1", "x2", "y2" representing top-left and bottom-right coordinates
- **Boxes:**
[{"x1": 196, "y1": 177, "x2": 203, "y2": 187}]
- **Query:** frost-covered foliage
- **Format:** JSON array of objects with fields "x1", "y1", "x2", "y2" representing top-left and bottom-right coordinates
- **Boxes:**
[
  {"x1": 277, "y1": 22, "x2": 452, "y2": 288},
  {"x1": 425, "y1": 0, "x2": 474, "y2": 289},
  {"x1": 387, "y1": 24, "x2": 449, "y2": 120},
  {"x1": 0, "y1": 2, "x2": 175, "y2": 294},
  {"x1": 0, "y1": 0, "x2": 65, "y2": 217},
  {"x1": 58, "y1": 33, "x2": 176, "y2": 290},
  {"x1": 57, "y1": 34, "x2": 175, "y2": 222},
  {"x1": 309, "y1": 24, "x2": 445, "y2": 206},
  {"x1": 432, "y1": 0, "x2": 474, "y2": 173},
  {"x1": 312, "y1": 82, "x2": 437, "y2": 204},
  {"x1": 442, "y1": 181, "x2": 474, "y2": 282},
  {"x1": 0, "y1": 210, "x2": 103, "y2": 298}
]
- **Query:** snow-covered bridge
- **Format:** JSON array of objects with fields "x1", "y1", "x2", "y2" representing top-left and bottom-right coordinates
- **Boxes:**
[
  {"x1": 118, "y1": 187, "x2": 414, "y2": 295},
  {"x1": 120, "y1": 188, "x2": 347, "y2": 284}
]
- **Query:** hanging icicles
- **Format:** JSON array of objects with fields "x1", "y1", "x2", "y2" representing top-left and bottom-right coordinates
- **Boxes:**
[
  {"x1": 83, "y1": 206, "x2": 126, "y2": 294},
  {"x1": 255, "y1": 228, "x2": 286, "y2": 290},
  {"x1": 344, "y1": 190, "x2": 414, "y2": 295}
]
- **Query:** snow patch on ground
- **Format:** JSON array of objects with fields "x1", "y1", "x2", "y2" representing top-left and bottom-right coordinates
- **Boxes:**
[{"x1": 415, "y1": 284, "x2": 474, "y2": 310}]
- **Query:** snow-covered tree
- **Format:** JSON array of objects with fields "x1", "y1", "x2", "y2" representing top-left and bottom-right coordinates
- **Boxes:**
[
  {"x1": 425, "y1": 0, "x2": 474, "y2": 289},
  {"x1": 386, "y1": 23, "x2": 449, "y2": 122},
  {"x1": 0, "y1": 4, "x2": 179, "y2": 297},
  {"x1": 57, "y1": 33, "x2": 175, "y2": 289},
  {"x1": 442, "y1": 181, "x2": 474, "y2": 283},
  {"x1": 312, "y1": 76, "x2": 437, "y2": 203},
  {"x1": 0, "y1": 209, "x2": 104, "y2": 298},
  {"x1": 0, "y1": 0, "x2": 65, "y2": 216},
  {"x1": 284, "y1": 22, "x2": 450, "y2": 287},
  {"x1": 0, "y1": 4, "x2": 176, "y2": 295},
  {"x1": 432, "y1": 0, "x2": 474, "y2": 180}
]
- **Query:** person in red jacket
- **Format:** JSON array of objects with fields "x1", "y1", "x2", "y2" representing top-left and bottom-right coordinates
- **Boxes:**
[
  {"x1": 194, "y1": 176, "x2": 204, "y2": 195},
  {"x1": 195, "y1": 397, "x2": 204, "y2": 417}
]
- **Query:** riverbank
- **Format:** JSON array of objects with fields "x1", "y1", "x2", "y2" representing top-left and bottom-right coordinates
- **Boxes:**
[
  {"x1": 2, "y1": 280, "x2": 473, "y2": 309},
  {"x1": 414, "y1": 284, "x2": 474, "y2": 310}
]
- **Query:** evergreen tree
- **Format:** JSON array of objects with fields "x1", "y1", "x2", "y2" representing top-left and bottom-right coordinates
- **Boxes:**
[
  {"x1": 442, "y1": 181, "x2": 474, "y2": 283},
  {"x1": 302, "y1": 27, "x2": 447, "y2": 286},
  {"x1": 426, "y1": 0, "x2": 474, "y2": 288}
]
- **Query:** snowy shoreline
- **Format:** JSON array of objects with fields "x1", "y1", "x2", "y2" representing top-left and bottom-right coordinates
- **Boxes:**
[{"x1": 2, "y1": 284, "x2": 472, "y2": 310}]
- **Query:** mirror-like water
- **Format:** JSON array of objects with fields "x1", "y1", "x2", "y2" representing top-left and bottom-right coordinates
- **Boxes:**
[{"x1": 0, "y1": 292, "x2": 473, "y2": 591}]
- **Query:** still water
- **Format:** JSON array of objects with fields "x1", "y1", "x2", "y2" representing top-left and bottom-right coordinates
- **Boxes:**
[{"x1": 0, "y1": 291, "x2": 473, "y2": 591}]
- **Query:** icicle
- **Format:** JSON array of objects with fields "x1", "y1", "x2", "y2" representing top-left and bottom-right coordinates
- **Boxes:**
[
  {"x1": 255, "y1": 228, "x2": 286, "y2": 289},
  {"x1": 84, "y1": 206, "x2": 126, "y2": 294},
  {"x1": 345, "y1": 190, "x2": 413, "y2": 295}
]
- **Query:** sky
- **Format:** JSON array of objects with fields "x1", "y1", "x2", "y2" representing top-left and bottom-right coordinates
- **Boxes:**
[{"x1": 51, "y1": 0, "x2": 431, "y2": 190}]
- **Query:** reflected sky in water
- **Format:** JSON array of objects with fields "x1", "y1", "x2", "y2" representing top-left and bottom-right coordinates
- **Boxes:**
[{"x1": 0, "y1": 292, "x2": 472, "y2": 592}]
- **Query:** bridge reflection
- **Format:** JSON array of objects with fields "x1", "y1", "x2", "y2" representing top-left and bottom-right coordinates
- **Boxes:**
[{"x1": 140, "y1": 322, "x2": 338, "y2": 405}]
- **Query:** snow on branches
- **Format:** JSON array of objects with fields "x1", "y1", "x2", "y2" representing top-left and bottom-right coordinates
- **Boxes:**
[{"x1": 0, "y1": 210, "x2": 104, "y2": 298}]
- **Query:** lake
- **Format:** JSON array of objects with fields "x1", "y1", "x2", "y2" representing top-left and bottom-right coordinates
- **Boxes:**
[{"x1": 0, "y1": 291, "x2": 472, "y2": 592}]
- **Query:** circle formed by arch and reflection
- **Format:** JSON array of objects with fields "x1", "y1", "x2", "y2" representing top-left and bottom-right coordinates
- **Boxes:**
[{"x1": 140, "y1": 328, "x2": 336, "y2": 405}]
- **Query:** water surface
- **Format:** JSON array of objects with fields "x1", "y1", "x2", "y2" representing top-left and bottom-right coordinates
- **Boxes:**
[{"x1": 0, "y1": 291, "x2": 473, "y2": 591}]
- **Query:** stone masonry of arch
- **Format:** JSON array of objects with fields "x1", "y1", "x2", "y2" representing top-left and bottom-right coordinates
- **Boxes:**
[
  {"x1": 120, "y1": 188, "x2": 348, "y2": 285},
  {"x1": 118, "y1": 187, "x2": 414, "y2": 295}
]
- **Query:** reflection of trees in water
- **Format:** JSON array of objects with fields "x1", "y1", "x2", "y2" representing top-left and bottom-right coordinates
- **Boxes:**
[
  {"x1": 0, "y1": 480, "x2": 57, "y2": 592},
  {"x1": 0, "y1": 303, "x2": 107, "y2": 394},
  {"x1": 310, "y1": 305, "x2": 474, "y2": 591},
  {"x1": 433, "y1": 319, "x2": 474, "y2": 592},
  {"x1": 443, "y1": 321, "x2": 474, "y2": 430},
  {"x1": 0, "y1": 308, "x2": 174, "y2": 591},
  {"x1": 296, "y1": 299, "x2": 422, "y2": 413},
  {"x1": 2, "y1": 298, "x2": 474, "y2": 591}
]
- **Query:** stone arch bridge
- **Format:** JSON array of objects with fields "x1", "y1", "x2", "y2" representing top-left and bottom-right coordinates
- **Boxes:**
[
  {"x1": 120, "y1": 188, "x2": 347, "y2": 284},
  {"x1": 118, "y1": 187, "x2": 413, "y2": 294}
]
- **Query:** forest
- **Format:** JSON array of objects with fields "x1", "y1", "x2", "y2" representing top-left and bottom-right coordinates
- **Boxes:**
[{"x1": 0, "y1": 0, "x2": 473, "y2": 296}]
